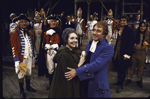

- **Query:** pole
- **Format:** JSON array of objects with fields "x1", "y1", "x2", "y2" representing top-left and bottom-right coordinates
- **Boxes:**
[
  {"x1": 141, "y1": 0, "x2": 143, "y2": 20},
  {"x1": 122, "y1": 0, "x2": 124, "y2": 15},
  {"x1": 101, "y1": 3, "x2": 103, "y2": 21},
  {"x1": 87, "y1": 3, "x2": 90, "y2": 21},
  {"x1": 74, "y1": 1, "x2": 77, "y2": 18}
]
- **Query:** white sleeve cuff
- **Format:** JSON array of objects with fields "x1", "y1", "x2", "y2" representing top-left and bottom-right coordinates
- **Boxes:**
[
  {"x1": 15, "y1": 61, "x2": 20, "y2": 68},
  {"x1": 51, "y1": 44, "x2": 59, "y2": 50},
  {"x1": 45, "y1": 44, "x2": 51, "y2": 50},
  {"x1": 123, "y1": 54, "x2": 131, "y2": 59}
]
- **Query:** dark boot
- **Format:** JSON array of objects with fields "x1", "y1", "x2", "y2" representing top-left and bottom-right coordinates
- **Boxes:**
[
  {"x1": 19, "y1": 82, "x2": 26, "y2": 99},
  {"x1": 46, "y1": 74, "x2": 53, "y2": 90},
  {"x1": 111, "y1": 80, "x2": 120, "y2": 85},
  {"x1": 116, "y1": 85, "x2": 123, "y2": 93},
  {"x1": 26, "y1": 79, "x2": 36, "y2": 92},
  {"x1": 136, "y1": 80, "x2": 143, "y2": 88},
  {"x1": 125, "y1": 79, "x2": 131, "y2": 85}
]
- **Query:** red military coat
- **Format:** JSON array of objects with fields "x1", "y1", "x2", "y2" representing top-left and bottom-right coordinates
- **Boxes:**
[
  {"x1": 42, "y1": 28, "x2": 60, "y2": 59},
  {"x1": 74, "y1": 18, "x2": 85, "y2": 32},
  {"x1": 10, "y1": 27, "x2": 34, "y2": 62}
]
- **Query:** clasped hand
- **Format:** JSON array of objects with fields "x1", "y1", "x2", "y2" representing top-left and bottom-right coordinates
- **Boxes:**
[{"x1": 64, "y1": 67, "x2": 77, "y2": 81}]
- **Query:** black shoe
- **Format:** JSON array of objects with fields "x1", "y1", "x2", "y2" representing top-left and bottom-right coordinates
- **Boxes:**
[
  {"x1": 46, "y1": 83, "x2": 51, "y2": 90},
  {"x1": 125, "y1": 79, "x2": 131, "y2": 85},
  {"x1": 20, "y1": 91, "x2": 26, "y2": 99},
  {"x1": 136, "y1": 81, "x2": 143, "y2": 88},
  {"x1": 26, "y1": 86, "x2": 37, "y2": 92},
  {"x1": 111, "y1": 81, "x2": 120, "y2": 85},
  {"x1": 116, "y1": 86, "x2": 123, "y2": 93}
]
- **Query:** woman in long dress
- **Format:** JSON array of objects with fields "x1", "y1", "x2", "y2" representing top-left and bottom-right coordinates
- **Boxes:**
[{"x1": 48, "y1": 28, "x2": 81, "y2": 98}]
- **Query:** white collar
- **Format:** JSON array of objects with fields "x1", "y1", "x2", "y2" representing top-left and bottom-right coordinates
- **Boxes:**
[{"x1": 89, "y1": 40, "x2": 99, "y2": 53}]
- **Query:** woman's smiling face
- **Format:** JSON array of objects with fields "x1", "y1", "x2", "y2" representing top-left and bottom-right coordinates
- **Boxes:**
[{"x1": 67, "y1": 33, "x2": 78, "y2": 49}]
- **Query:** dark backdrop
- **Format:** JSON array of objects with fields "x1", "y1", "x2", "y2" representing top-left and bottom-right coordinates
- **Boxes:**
[{"x1": 2, "y1": 0, "x2": 150, "y2": 23}]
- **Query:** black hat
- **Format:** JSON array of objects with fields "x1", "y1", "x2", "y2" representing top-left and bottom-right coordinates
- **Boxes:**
[
  {"x1": 12, "y1": 13, "x2": 30, "y2": 22},
  {"x1": 119, "y1": 14, "x2": 129, "y2": 21},
  {"x1": 47, "y1": 14, "x2": 58, "y2": 20}
]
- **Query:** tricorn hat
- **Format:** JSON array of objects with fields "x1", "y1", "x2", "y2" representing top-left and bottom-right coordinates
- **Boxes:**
[{"x1": 13, "y1": 13, "x2": 30, "y2": 23}]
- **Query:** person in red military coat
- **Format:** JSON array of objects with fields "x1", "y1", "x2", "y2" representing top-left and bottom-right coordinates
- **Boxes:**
[
  {"x1": 106, "y1": 9, "x2": 116, "y2": 44},
  {"x1": 10, "y1": 13, "x2": 36, "y2": 98},
  {"x1": 42, "y1": 14, "x2": 61, "y2": 90},
  {"x1": 74, "y1": 7, "x2": 85, "y2": 49}
]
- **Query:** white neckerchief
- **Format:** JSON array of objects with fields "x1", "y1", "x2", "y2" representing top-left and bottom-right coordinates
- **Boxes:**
[{"x1": 89, "y1": 40, "x2": 99, "y2": 53}]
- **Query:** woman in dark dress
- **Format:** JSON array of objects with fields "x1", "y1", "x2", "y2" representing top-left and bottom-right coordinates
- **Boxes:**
[
  {"x1": 48, "y1": 28, "x2": 81, "y2": 98},
  {"x1": 38, "y1": 19, "x2": 49, "y2": 77}
]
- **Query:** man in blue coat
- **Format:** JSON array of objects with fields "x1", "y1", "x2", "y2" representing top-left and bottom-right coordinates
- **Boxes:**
[
  {"x1": 65, "y1": 21, "x2": 114, "y2": 98},
  {"x1": 112, "y1": 15, "x2": 135, "y2": 93}
]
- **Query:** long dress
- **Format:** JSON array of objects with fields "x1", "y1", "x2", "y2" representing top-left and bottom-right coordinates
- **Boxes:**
[
  {"x1": 38, "y1": 25, "x2": 49, "y2": 77},
  {"x1": 48, "y1": 46, "x2": 80, "y2": 98}
]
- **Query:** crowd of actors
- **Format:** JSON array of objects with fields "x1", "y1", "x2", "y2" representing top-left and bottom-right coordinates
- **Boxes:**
[{"x1": 6, "y1": 6, "x2": 150, "y2": 98}]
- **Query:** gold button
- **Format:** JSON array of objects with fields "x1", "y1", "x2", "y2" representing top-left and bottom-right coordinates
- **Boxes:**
[
  {"x1": 87, "y1": 74, "x2": 90, "y2": 76},
  {"x1": 107, "y1": 89, "x2": 109, "y2": 91},
  {"x1": 84, "y1": 65, "x2": 87, "y2": 68},
  {"x1": 101, "y1": 91, "x2": 105, "y2": 94},
  {"x1": 85, "y1": 70, "x2": 88, "y2": 73},
  {"x1": 96, "y1": 88, "x2": 99, "y2": 91}
]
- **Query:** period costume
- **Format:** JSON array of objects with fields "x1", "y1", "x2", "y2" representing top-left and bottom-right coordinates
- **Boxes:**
[
  {"x1": 48, "y1": 28, "x2": 82, "y2": 98},
  {"x1": 43, "y1": 27, "x2": 60, "y2": 74},
  {"x1": 11, "y1": 26, "x2": 35, "y2": 78},
  {"x1": 48, "y1": 46, "x2": 80, "y2": 98},
  {"x1": 76, "y1": 38, "x2": 114, "y2": 98},
  {"x1": 126, "y1": 21, "x2": 150, "y2": 87},
  {"x1": 74, "y1": 7, "x2": 85, "y2": 48},
  {"x1": 38, "y1": 20, "x2": 49, "y2": 77},
  {"x1": 106, "y1": 9, "x2": 116, "y2": 44},
  {"x1": 40, "y1": 14, "x2": 62, "y2": 90},
  {"x1": 112, "y1": 17, "x2": 135, "y2": 93},
  {"x1": 86, "y1": 13, "x2": 98, "y2": 42},
  {"x1": 10, "y1": 14, "x2": 35, "y2": 79},
  {"x1": 10, "y1": 13, "x2": 36, "y2": 98},
  {"x1": 33, "y1": 12, "x2": 42, "y2": 56}
]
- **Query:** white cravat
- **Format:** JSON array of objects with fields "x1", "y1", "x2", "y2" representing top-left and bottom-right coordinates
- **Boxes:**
[{"x1": 89, "y1": 40, "x2": 98, "y2": 53}]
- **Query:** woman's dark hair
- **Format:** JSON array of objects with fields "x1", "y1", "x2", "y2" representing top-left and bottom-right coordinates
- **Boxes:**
[
  {"x1": 139, "y1": 21, "x2": 148, "y2": 30},
  {"x1": 64, "y1": 32, "x2": 78, "y2": 45},
  {"x1": 135, "y1": 21, "x2": 148, "y2": 45},
  {"x1": 62, "y1": 28, "x2": 77, "y2": 45}
]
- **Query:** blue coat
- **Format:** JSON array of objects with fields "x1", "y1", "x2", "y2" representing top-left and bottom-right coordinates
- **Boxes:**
[{"x1": 76, "y1": 38, "x2": 114, "y2": 98}]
